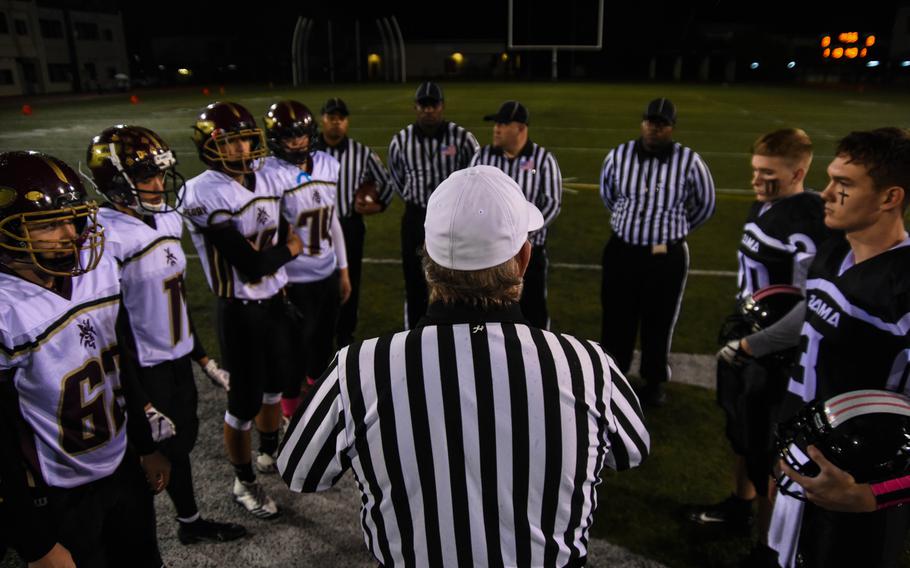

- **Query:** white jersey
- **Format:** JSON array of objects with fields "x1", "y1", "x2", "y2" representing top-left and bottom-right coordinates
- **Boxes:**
[
  {"x1": 264, "y1": 153, "x2": 341, "y2": 283},
  {"x1": 0, "y1": 254, "x2": 126, "y2": 488},
  {"x1": 179, "y1": 168, "x2": 287, "y2": 300},
  {"x1": 97, "y1": 207, "x2": 193, "y2": 366}
]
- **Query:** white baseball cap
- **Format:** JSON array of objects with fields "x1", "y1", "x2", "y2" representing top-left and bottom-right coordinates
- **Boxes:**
[{"x1": 425, "y1": 165, "x2": 544, "y2": 270}]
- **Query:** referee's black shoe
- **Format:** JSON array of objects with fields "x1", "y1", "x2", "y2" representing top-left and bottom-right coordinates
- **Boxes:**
[
  {"x1": 636, "y1": 382, "x2": 667, "y2": 407},
  {"x1": 685, "y1": 494, "x2": 754, "y2": 531},
  {"x1": 177, "y1": 517, "x2": 247, "y2": 545}
]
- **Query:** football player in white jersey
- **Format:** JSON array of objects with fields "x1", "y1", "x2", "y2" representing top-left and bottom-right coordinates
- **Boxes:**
[
  {"x1": 0, "y1": 151, "x2": 167, "y2": 567},
  {"x1": 85, "y1": 125, "x2": 246, "y2": 544},
  {"x1": 179, "y1": 102, "x2": 302, "y2": 519},
  {"x1": 262, "y1": 100, "x2": 351, "y2": 424}
]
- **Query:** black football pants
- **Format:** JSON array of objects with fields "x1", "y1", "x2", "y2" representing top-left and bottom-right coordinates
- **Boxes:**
[
  {"x1": 401, "y1": 203, "x2": 428, "y2": 330},
  {"x1": 337, "y1": 214, "x2": 366, "y2": 348},
  {"x1": 600, "y1": 234, "x2": 688, "y2": 386},
  {"x1": 286, "y1": 273, "x2": 341, "y2": 394},
  {"x1": 520, "y1": 245, "x2": 550, "y2": 329}
]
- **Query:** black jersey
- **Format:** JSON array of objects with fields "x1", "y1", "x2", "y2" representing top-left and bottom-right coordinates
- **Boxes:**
[
  {"x1": 736, "y1": 192, "x2": 830, "y2": 299},
  {"x1": 785, "y1": 234, "x2": 910, "y2": 406}
]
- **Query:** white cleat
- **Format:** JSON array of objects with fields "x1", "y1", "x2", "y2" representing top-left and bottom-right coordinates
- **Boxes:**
[
  {"x1": 254, "y1": 451, "x2": 278, "y2": 474},
  {"x1": 232, "y1": 478, "x2": 280, "y2": 520}
]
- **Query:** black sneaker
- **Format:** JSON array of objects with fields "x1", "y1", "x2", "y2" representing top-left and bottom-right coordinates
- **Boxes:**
[
  {"x1": 177, "y1": 517, "x2": 247, "y2": 545},
  {"x1": 635, "y1": 382, "x2": 667, "y2": 407},
  {"x1": 685, "y1": 494, "x2": 754, "y2": 530}
]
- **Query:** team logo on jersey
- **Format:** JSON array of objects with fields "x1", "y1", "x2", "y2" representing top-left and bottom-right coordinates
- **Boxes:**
[
  {"x1": 441, "y1": 145, "x2": 456, "y2": 157},
  {"x1": 313, "y1": 191, "x2": 321, "y2": 204},
  {"x1": 256, "y1": 207, "x2": 271, "y2": 225},
  {"x1": 78, "y1": 319, "x2": 98, "y2": 349},
  {"x1": 164, "y1": 248, "x2": 177, "y2": 267}
]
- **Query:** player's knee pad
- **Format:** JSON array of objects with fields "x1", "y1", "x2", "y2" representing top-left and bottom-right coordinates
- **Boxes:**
[
  {"x1": 224, "y1": 411, "x2": 253, "y2": 432},
  {"x1": 262, "y1": 391, "x2": 282, "y2": 405}
]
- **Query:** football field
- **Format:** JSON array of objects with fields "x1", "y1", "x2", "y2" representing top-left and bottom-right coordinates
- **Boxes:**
[{"x1": 1, "y1": 82, "x2": 909, "y2": 567}]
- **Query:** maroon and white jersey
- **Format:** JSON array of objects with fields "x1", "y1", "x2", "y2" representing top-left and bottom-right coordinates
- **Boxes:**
[
  {"x1": 98, "y1": 207, "x2": 192, "y2": 366},
  {"x1": 179, "y1": 168, "x2": 287, "y2": 299},
  {"x1": 264, "y1": 153, "x2": 343, "y2": 283},
  {"x1": 0, "y1": 254, "x2": 126, "y2": 488}
]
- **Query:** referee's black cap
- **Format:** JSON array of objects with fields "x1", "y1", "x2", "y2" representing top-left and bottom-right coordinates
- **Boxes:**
[
  {"x1": 321, "y1": 97, "x2": 349, "y2": 116},
  {"x1": 415, "y1": 81, "x2": 444, "y2": 104},
  {"x1": 483, "y1": 100, "x2": 529, "y2": 125},
  {"x1": 643, "y1": 97, "x2": 677, "y2": 125}
]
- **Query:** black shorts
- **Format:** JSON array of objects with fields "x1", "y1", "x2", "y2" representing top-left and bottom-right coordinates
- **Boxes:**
[
  {"x1": 716, "y1": 358, "x2": 788, "y2": 493},
  {"x1": 217, "y1": 295, "x2": 294, "y2": 422},
  {"x1": 137, "y1": 354, "x2": 199, "y2": 458},
  {"x1": 797, "y1": 503, "x2": 910, "y2": 567},
  {"x1": 49, "y1": 449, "x2": 161, "y2": 568}
]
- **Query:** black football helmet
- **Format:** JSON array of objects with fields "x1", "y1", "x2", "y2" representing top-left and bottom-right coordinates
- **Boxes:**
[
  {"x1": 776, "y1": 389, "x2": 910, "y2": 500},
  {"x1": 718, "y1": 284, "x2": 804, "y2": 345},
  {"x1": 264, "y1": 100, "x2": 317, "y2": 165},
  {"x1": 85, "y1": 125, "x2": 185, "y2": 214},
  {"x1": 0, "y1": 151, "x2": 104, "y2": 276},
  {"x1": 192, "y1": 101, "x2": 267, "y2": 175}
]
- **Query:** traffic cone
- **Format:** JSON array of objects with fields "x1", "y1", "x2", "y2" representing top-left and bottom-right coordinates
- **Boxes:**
[
  {"x1": 129, "y1": 94, "x2": 140, "y2": 104},
  {"x1": 21, "y1": 104, "x2": 32, "y2": 116}
]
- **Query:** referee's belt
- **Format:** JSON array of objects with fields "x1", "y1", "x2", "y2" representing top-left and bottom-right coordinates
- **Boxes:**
[{"x1": 218, "y1": 294, "x2": 285, "y2": 306}]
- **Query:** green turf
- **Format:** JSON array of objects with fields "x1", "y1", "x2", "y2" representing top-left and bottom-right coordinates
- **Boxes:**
[{"x1": 2, "y1": 82, "x2": 909, "y2": 567}]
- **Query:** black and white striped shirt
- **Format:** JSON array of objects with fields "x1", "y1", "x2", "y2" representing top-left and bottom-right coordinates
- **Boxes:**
[
  {"x1": 319, "y1": 135, "x2": 394, "y2": 218},
  {"x1": 470, "y1": 141, "x2": 562, "y2": 247},
  {"x1": 277, "y1": 302, "x2": 650, "y2": 568},
  {"x1": 388, "y1": 122, "x2": 480, "y2": 207},
  {"x1": 600, "y1": 140, "x2": 716, "y2": 245}
]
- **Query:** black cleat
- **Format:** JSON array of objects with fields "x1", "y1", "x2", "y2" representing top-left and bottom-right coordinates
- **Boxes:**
[
  {"x1": 685, "y1": 494, "x2": 754, "y2": 530},
  {"x1": 635, "y1": 382, "x2": 667, "y2": 408},
  {"x1": 177, "y1": 517, "x2": 247, "y2": 545}
]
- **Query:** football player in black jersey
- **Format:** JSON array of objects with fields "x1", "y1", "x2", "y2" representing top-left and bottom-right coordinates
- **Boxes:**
[
  {"x1": 768, "y1": 127, "x2": 910, "y2": 568},
  {"x1": 688, "y1": 130, "x2": 830, "y2": 544}
]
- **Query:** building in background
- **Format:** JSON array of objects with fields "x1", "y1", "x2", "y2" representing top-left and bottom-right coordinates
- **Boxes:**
[{"x1": 0, "y1": 0, "x2": 127, "y2": 96}]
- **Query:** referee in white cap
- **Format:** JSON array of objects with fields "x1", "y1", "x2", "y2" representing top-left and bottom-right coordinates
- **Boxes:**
[{"x1": 278, "y1": 165, "x2": 649, "y2": 568}]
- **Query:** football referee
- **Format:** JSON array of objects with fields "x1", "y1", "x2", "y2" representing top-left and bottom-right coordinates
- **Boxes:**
[
  {"x1": 599, "y1": 98, "x2": 716, "y2": 406},
  {"x1": 388, "y1": 81, "x2": 479, "y2": 329},
  {"x1": 278, "y1": 165, "x2": 649, "y2": 568},
  {"x1": 318, "y1": 97, "x2": 394, "y2": 347},
  {"x1": 471, "y1": 100, "x2": 562, "y2": 329}
]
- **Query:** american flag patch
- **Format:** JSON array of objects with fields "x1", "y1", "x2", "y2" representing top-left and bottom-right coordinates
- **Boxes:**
[
  {"x1": 520, "y1": 159, "x2": 536, "y2": 172},
  {"x1": 441, "y1": 145, "x2": 457, "y2": 157}
]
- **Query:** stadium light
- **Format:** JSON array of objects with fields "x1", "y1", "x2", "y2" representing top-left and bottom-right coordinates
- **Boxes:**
[
  {"x1": 501, "y1": 52, "x2": 509, "y2": 62},
  {"x1": 177, "y1": 68, "x2": 192, "y2": 77},
  {"x1": 821, "y1": 36, "x2": 831, "y2": 47},
  {"x1": 832, "y1": 47, "x2": 844, "y2": 59},
  {"x1": 750, "y1": 62, "x2": 759, "y2": 70},
  {"x1": 451, "y1": 52, "x2": 464, "y2": 65},
  {"x1": 823, "y1": 48, "x2": 831, "y2": 58},
  {"x1": 866, "y1": 35, "x2": 876, "y2": 46},
  {"x1": 787, "y1": 61, "x2": 796, "y2": 69},
  {"x1": 367, "y1": 53, "x2": 381, "y2": 64},
  {"x1": 845, "y1": 47, "x2": 859, "y2": 59},
  {"x1": 157, "y1": 65, "x2": 165, "y2": 71},
  {"x1": 860, "y1": 48, "x2": 868, "y2": 57},
  {"x1": 866, "y1": 60, "x2": 880, "y2": 68},
  {"x1": 901, "y1": 60, "x2": 910, "y2": 67}
]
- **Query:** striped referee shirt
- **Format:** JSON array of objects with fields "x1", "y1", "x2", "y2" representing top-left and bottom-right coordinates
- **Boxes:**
[
  {"x1": 600, "y1": 140, "x2": 716, "y2": 245},
  {"x1": 319, "y1": 135, "x2": 394, "y2": 218},
  {"x1": 388, "y1": 122, "x2": 480, "y2": 207},
  {"x1": 470, "y1": 141, "x2": 562, "y2": 247},
  {"x1": 277, "y1": 301, "x2": 650, "y2": 568}
]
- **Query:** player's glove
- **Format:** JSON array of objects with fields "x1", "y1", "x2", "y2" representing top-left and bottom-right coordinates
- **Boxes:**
[
  {"x1": 145, "y1": 405, "x2": 176, "y2": 443},
  {"x1": 717, "y1": 338, "x2": 752, "y2": 368},
  {"x1": 203, "y1": 358, "x2": 231, "y2": 391}
]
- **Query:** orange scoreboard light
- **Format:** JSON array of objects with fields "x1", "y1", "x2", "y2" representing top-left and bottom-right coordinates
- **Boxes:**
[{"x1": 821, "y1": 32, "x2": 876, "y2": 60}]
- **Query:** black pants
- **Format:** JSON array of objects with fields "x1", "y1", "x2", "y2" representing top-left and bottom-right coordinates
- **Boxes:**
[
  {"x1": 521, "y1": 245, "x2": 550, "y2": 329},
  {"x1": 796, "y1": 503, "x2": 910, "y2": 567},
  {"x1": 337, "y1": 214, "x2": 366, "y2": 347},
  {"x1": 286, "y1": 273, "x2": 341, "y2": 395},
  {"x1": 401, "y1": 203, "x2": 428, "y2": 330},
  {"x1": 600, "y1": 235, "x2": 688, "y2": 385},
  {"x1": 50, "y1": 449, "x2": 162, "y2": 568},
  {"x1": 138, "y1": 354, "x2": 200, "y2": 520},
  {"x1": 217, "y1": 295, "x2": 293, "y2": 421}
]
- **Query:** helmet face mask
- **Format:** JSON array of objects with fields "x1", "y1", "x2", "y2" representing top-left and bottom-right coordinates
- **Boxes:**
[
  {"x1": 776, "y1": 390, "x2": 910, "y2": 501},
  {"x1": 85, "y1": 125, "x2": 186, "y2": 214},
  {"x1": 193, "y1": 102, "x2": 268, "y2": 175},
  {"x1": 0, "y1": 151, "x2": 105, "y2": 277},
  {"x1": 264, "y1": 100, "x2": 317, "y2": 165}
]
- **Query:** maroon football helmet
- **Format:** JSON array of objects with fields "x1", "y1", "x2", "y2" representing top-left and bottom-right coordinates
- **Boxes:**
[
  {"x1": 264, "y1": 100, "x2": 317, "y2": 165},
  {"x1": 86, "y1": 125, "x2": 185, "y2": 214},
  {"x1": 192, "y1": 101, "x2": 267, "y2": 175},
  {"x1": 0, "y1": 151, "x2": 104, "y2": 276}
]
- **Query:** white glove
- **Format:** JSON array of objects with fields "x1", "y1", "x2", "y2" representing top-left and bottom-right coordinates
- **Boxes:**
[
  {"x1": 203, "y1": 358, "x2": 231, "y2": 391},
  {"x1": 145, "y1": 405, "x2": 176, "y2": 443},
  {"x1": 717, "y1": 338, "x2": 751, "y2": 368}
]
